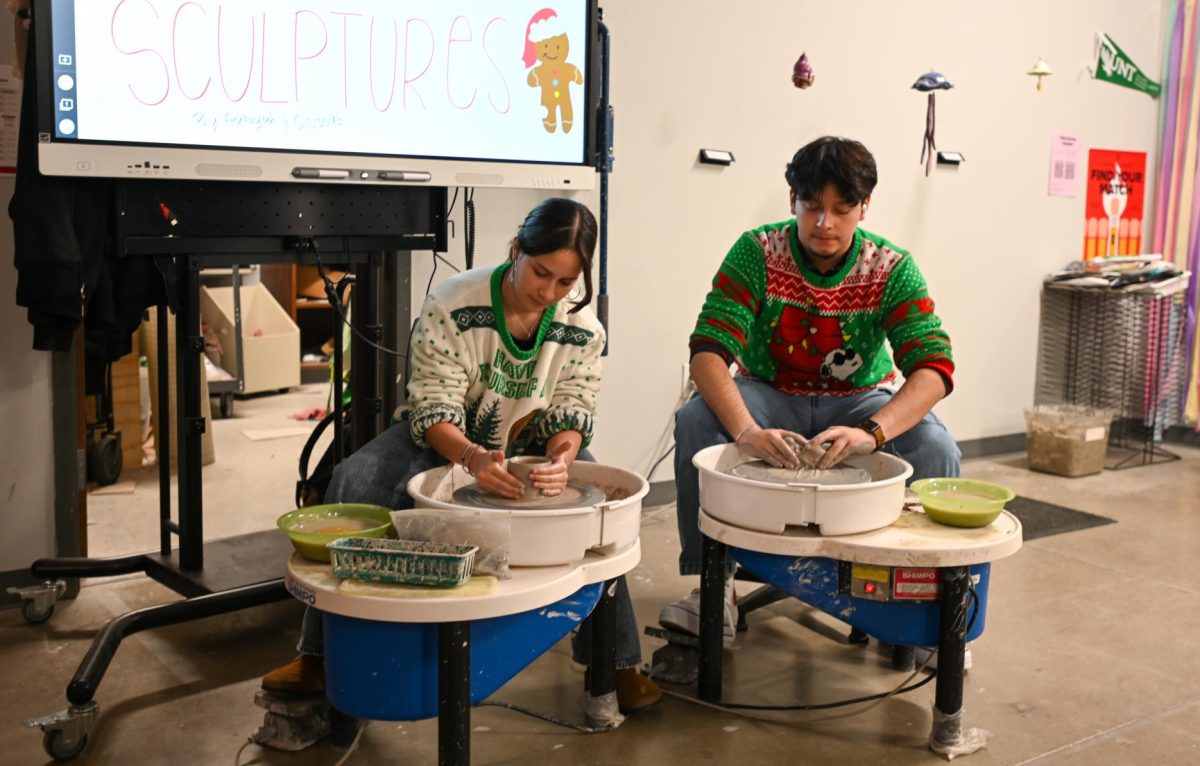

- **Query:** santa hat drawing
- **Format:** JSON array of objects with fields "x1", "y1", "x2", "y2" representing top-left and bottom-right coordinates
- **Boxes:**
[{"x1": 522, "y1": 8, "x2": 566, "y2": 68}]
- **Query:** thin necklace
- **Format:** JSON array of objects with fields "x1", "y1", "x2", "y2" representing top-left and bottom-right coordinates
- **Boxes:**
[
  {"x1": 507, "y1": 308, "x2": 537, "y2": 338},
  {"x1": 505, "y1": 266, "x2": 538, "y2": 339}
]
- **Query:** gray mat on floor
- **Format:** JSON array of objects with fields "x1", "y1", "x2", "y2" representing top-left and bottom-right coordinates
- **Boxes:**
[{"x1": 1007, "y1": 496, "x2": 1116, "y2": 541}]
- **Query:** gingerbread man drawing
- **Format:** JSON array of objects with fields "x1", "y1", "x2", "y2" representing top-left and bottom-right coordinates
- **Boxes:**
[{"x1": 522, "y1": 8, "x2": 583, "y2": 134}]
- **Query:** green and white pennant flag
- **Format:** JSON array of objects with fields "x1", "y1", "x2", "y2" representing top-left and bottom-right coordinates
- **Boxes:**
[{"x1": 1094, "y1": 32, "x2": 1161, "y2": 97}]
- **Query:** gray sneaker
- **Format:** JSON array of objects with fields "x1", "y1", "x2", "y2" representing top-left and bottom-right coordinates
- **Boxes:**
[{"x1": 658, "y1": 585, "x2": 736, "y2": 645}]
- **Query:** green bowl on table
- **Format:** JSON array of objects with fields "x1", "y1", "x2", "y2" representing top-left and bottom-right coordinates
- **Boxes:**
[
  {"x1": 909, "y1": 478, "x2": 1015, "y2": 528},
  {"x1": 276, "y1": 503, "x2": 393, "y2": 562}
]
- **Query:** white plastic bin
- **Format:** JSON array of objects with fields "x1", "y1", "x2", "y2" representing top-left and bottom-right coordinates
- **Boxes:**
[
  {"x1": 1025, "y1": 405, "x2": 1113, "y2": 477},
  {"x1": 200, "y1": 284, "x2": 300, "y2": 394}
]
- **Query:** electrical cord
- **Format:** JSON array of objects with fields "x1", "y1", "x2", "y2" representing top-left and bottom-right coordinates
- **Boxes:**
[
  {"x1": 647, "y1": 444, "x2": 675, "y2": 481},
  {"x1": 434, "y1": 253, "x2": 461, "y2": 273},
  {"x1": 425, "y1": 251, "x2": 439, "y2": 297},
  {"x1": 475, "y1": 700, "x2": 611, "y2": 733},
  {"x1": 401, "y1": 245, "x2": 462, "y2": 393},
  {"x1": 655, "y1": 581, "x2": 981, "y2": 720},
  {"x1": 300, "y1": 238, "x2": 408, "y2": 358},
  {"x1": 641, "y1": 379, "x2": 695, "y2": 484},
  {"x1": 233, "y1": 722, "x2": 366, "y2": 766}
]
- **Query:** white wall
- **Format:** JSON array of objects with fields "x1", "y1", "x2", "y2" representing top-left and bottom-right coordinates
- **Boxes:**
[
  {"x1": 0, "y1": 12, "x2": 56, "y2": 571},
  {"x1": 417, "y1": 0, "x2": 1168, "y2": 477},
  {"x1": 0, "y1": 171, "x2": 57, "y2": 569}
]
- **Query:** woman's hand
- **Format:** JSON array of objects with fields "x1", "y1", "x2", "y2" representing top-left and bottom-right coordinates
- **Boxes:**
[
  {"x1": 529, "y1": 442, "x2": 573, "y2": 497},
  {"x1": 470, "y1": 449, "x2": 525, "y2": 499},
  {"x1": 736, "y1": 427, "x2": 806, "y2": 469},
  {"x1": 808, "y1": 425, "x2": 876, "y2": 469}
]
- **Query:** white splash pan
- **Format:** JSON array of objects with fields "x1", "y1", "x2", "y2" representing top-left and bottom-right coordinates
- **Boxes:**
[
  {"x1": 695, "y1": 444, "x2": 913, "y2": 536},
  {"x1": 406, "y1": 462, "x2": 647, "y2": 566}
]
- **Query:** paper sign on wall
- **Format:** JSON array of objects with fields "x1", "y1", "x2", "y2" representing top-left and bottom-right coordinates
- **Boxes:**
[
  {"x1": 1049, "y1": 134, "x2": 1080, "y2": 197},
  {"x1": 1083, "y1": 149, "x2": 1146, "y2": 259}
]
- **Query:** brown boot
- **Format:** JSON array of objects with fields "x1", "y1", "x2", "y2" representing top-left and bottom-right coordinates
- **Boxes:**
[
  {"x1": 615, "y1": 668, "x2": 662, "y2": 713},
  {"x1": 262, "y1": 655, "x2": 324, "y2": 695}
]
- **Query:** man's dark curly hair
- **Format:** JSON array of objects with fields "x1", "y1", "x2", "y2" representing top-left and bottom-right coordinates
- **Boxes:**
[{"x1": 785, "y1": 136, "x2": 878, "y2": 205}]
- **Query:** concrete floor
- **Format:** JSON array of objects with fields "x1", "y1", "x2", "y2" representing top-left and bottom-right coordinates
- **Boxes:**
[{"x1": 3, "y1": 385, "x2": 1199, "y2": 764}]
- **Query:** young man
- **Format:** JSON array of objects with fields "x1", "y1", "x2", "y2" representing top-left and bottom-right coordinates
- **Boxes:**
[{"x1": 660, "y1": 136, "x2": 960, "y2": 641}]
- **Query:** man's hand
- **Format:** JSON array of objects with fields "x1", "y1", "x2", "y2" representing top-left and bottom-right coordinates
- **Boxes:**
[
  {"x1": 470, "y1": 449, "x2": 525, "y2": 499},
  {"x1": 808, "y1": 425, "x2": 876, "y2": 469},
  {"x1": 529, "y1": 442, "x2": 573, "y2": 497},
  {"x1": 737, "y1": 427, "x2": 807, "y2": 469}
]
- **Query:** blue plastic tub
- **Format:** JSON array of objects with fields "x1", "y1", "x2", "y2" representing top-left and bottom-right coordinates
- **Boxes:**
[
  {"x1": 732, "y1": 549, "x2": 990, "y2": 647},
  {"x1": 323, "y1": 582, "x2": 603, "y2": 720}
]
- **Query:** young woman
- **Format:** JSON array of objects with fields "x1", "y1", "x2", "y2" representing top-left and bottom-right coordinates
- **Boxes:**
[{"x1": 264, "y1": 197, "x2": 660, "y2": 713}]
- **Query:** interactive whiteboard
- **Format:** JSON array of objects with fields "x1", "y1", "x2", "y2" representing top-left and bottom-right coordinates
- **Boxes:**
[{"x1": 35, "y1": 0, "x2": 598, "y2": 188}]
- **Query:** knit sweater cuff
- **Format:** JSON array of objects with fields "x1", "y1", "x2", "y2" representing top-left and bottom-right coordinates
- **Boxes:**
[
  {"x1": 536, "y1": 408, "x2": 595, "y2": 449},
  {"x1": 912, "y1": 359, "x2": 955, "y2": 396},
  {"x1": 689, "y1": 341, "x2": 734, "y2": 365},
  {"x1": 409, "y1": 403, "x2": 467, "y2": 448}
]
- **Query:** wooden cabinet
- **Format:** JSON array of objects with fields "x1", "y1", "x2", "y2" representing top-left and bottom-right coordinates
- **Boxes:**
[{"x1": 260, "y1": 264, "x2": 345, "y2": 382}]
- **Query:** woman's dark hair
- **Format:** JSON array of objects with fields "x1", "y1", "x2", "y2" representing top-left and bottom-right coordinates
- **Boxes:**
[
  {"x1": 784, "y1": 136, "x2": 878, "y2": 205},
  {"x1": 510, "y1": 197, "x2": 597, "y2": 313}
]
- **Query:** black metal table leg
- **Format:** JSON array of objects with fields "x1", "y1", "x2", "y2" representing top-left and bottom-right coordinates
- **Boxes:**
[
  {"x1": 439, "y1": 621, "x2": 470, "y2": 766},
  {"x1": 697, "y1": 534, "x2": 726, "y2": 702},
  {"x1": 177, "y1": 256, "x2": 204, "y2": 571},
  {"x1": 66, "y1": 580, "x2": 286, "y2": 705},
  {"x1": 351, "y1": 253, "x2": 382, "y2": 451},
  {"x1": 588, "y1": 579, "x2": 617, "y2": 698},
  {"x1": 932, "y1": 566, "x2": 969, "y2": 747},
  {"x1": 156, "y1": 301, "x2": 172, "y2": 556}
]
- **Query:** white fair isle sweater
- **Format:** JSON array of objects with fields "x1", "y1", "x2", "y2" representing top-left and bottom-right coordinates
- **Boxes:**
[{"x1": 408, "y1": 263, "x2": 604, "y2": 454}]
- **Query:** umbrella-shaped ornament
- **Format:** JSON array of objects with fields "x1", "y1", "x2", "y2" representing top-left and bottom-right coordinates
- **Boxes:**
[{"x1": 913, "y1": 71, "x2": 954, "y2": 176}]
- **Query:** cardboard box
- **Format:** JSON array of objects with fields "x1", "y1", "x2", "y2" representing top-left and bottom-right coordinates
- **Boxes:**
[
  {"x1": 141, "y1": 317, "x2": 216, "y2": 468},
  {"x1": 201, "y1": 283, "x2": 300, "y2": 394},
  {"x1": 1025, "y1": 405, "x2": 1112, "y2": 477},
  {"x1": 83, "y1": 336, "x2": 144, "y2": 476}
]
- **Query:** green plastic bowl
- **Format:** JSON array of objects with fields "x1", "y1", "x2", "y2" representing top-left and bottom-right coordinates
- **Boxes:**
[
  {"x1": 276, "y1": 503, "x2": 393, "y2": 562},
  {"x1": 910, "y1": 478, "x2": 1015, "y2": 528}
]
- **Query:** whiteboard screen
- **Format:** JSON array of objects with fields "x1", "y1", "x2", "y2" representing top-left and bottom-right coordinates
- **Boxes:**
[{"x1": 38, "y1": 0, "x2": 598, "y2": 188}]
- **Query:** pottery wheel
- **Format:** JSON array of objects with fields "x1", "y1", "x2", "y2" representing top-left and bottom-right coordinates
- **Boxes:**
[
  {"x1": 730, "y1": 460, "x2": 873, "y2": 486},
  {"x1": 451, "y1": 482, "x2": 607, "y2": 510}
]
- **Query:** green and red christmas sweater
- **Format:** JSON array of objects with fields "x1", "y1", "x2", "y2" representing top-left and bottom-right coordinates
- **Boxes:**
[{"x1": 690, "y1": 221, "x2": 954, "y2": 396}]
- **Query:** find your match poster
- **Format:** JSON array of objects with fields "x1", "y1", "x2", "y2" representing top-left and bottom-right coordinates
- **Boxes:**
[{"x1": 1083, "y1": 149, "x2": 1146, "y2": 260}]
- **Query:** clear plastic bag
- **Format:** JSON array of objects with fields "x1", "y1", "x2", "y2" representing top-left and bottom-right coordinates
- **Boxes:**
[
  {"x1": 389, "y1": 509, "x2": 512, "y2": 579},
  {"x1": 928, "y1": 705, "x2": 991, "y2": 760}
]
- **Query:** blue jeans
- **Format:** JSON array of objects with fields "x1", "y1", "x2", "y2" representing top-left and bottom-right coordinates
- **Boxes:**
[
  {"x1": 298, "y1": 420, "x2": 643, "y2": 669},
  {"x1": 673, "y1": 378, "x2": 961, "y2": 576}
]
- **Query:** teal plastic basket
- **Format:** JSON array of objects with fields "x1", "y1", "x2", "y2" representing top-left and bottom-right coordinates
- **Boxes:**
[{"x1": 326, "y1": 538, "x2": 478, "y2": 587}]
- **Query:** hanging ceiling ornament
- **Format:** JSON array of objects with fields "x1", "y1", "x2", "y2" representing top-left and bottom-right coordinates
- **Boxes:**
[
  {"x1": 1028, "y1": 57, "x2": 1053, "y2": 91},
  {"x1": 912, "y1": 71, "x2": 954, "y2": 176},
  {"x1": 792, "y1": 52, "x2": 814, "y2": 89}
]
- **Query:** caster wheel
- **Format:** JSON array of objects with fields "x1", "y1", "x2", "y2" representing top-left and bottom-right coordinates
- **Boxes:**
[
  {"x1": 87, "y1": 433, "x2": 122, "y2": 486},
  {"x1": 43, "y1": 730, "x2": 87, "y2": 762},
  {"x1": 219, "y1": 393, "x2": 234, "y2": 419},
  {"x1": 22, "y1": 600, "x2": 54, "y2": 625}
]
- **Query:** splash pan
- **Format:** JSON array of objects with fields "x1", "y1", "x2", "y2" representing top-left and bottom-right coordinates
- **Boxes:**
[
  {"x1": 407, "y1": 462, "x2": 646, "y2": 566},
  {"x1": 696, "y1": 444, "x2": 913, "y2": 536}
]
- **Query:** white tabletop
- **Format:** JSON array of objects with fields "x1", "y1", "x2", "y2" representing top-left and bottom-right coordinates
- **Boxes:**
[
  {"x1": 700, "y1": 508, "x2": 1022, "y2": 567},
  {"x1": 285, "y1": 539, "x2": 640, "y2": 623}
]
